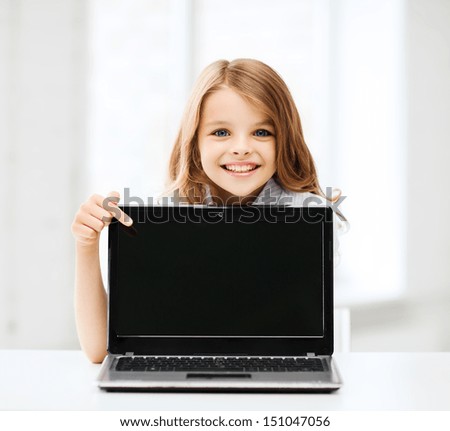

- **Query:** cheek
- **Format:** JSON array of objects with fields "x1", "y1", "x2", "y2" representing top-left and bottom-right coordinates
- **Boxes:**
[
  {"x1": 198, "y1": 140, "x2": 208, "y2": 163},
  {"x1": 199, "y1": 141, "x2": 220, "y2": 164},
  {"x1": 265, "y1": 142, "x2": 277, "y2": 166},
  {"x1": 199, "y1": 147, "x2": 216, "y2": 170},
  {"x1": 198, "y1": 143, "x2": 208, "y2": 160}
]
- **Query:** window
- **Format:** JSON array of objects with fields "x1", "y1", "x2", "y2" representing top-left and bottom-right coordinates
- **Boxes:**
[{"x1": 88, "y1": 0, "x2": 406, "y2": 305}]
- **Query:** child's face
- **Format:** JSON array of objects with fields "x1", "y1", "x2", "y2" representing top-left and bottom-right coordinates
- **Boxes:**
[{"x1": 198, "y1": 86, "x2": 276, "y2": 203}]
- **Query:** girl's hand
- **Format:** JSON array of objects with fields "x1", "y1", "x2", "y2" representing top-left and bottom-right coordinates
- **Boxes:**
[{"x1": 71, "y1": 191, "x2": 133, "y2": 247}]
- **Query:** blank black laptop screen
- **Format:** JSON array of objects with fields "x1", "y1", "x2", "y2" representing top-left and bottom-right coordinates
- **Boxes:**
[{"x1": 111, "y1": 206, "x2": 329, "y2": 339}]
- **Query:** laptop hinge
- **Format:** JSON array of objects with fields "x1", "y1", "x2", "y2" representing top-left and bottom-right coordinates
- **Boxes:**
[
  {"x1": 125, "y1": 352, "x2": 134, "y2": 356},
  {"x1": 307, "y1": 352, "x2": 316, "y2": 358}
]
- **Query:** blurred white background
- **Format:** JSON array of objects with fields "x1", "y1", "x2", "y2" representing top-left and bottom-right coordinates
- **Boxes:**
[{"x1": 0, "y1": 0, "x2": 449, "y2": 351}]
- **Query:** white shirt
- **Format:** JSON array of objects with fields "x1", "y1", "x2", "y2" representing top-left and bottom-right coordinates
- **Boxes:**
[{"x1": 204, "y1": 177, "x2": 348, "y2": 230}]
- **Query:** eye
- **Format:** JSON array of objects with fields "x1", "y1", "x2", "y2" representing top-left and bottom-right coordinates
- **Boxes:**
[
  {"x1": 213, "y1": 129, "x2": 230, "y2": 137},
  {"x1": 254, "y1": 129, "x2": 272, "y2": 137}
]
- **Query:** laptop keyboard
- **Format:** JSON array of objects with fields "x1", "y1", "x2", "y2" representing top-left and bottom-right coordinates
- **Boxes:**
[{"x1": 115, "y1": 356, "x2": 324, "y2": 372}]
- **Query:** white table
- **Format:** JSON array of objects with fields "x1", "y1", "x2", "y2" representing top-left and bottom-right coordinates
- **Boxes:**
[{"x1": 0, "y1": 350, "x2": 449, "y2": 410}]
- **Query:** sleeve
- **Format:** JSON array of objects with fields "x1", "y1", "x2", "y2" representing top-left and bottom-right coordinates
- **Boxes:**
[{"x1": 332, "y1": 200, "x2": 350, "y2": 268}]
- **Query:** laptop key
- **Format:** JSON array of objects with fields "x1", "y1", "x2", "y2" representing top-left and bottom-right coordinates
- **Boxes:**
[{"x1": 115, "y1": 356, "x2": 324, "y2": 372}]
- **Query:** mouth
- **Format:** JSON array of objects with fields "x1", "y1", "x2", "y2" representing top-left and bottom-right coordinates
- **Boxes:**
[{"x1": 220, "y1": 163, "x2": 261, "y2": 173}]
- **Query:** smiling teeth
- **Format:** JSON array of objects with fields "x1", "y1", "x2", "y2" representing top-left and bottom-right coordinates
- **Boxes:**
[{"x1": 224, "y1": 165, "x2": 257, "y2": 172}]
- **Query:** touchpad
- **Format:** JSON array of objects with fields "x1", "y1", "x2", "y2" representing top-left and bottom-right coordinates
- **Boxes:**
[{"x1": 186, "y1": 373, "x2": 252, "y2": 379}]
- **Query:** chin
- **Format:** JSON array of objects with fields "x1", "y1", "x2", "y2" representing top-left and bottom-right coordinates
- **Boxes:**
[
  {"x1": 206, "y1": 169, "x2": 274, "y2": 201},
  {"x1": 217, "y1": 181, "x2": 266, "y2": 198}
]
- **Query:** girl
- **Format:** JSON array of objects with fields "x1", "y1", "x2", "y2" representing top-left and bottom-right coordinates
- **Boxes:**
[{"x1": 71, "y1": 58, "x2": 345, "y2": 363}]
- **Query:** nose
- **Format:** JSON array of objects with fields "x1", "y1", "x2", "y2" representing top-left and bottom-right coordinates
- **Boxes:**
[{"x1": 230, "y1": 135, "x2": 252, "y2": 156}]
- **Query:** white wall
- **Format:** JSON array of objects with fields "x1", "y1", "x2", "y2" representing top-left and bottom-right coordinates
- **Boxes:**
[
  {"x1": 351, "y1": 0, "x2": 450, "y2": 351},
  {"x1": 406, "y1": 0, "x2": 450, "y2": 299},
  {"x1": 1, "y1": 0, "x2": 449, "y2": 352},
  {"x1": 329, "y1": 0, "x2": 407, "y2": 305},
  {"x1": 0, "y1": 0, "x2": 87, "y2": 348}
]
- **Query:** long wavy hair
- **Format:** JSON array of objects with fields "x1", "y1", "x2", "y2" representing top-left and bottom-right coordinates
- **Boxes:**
[{"x1": 164, "y1": 58, "x2": 329, "y2": 204}]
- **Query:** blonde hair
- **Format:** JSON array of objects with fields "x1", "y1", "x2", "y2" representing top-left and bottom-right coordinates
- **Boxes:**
[{"x1": 165, "y1": 58, "x2": 330, "y2": 204}]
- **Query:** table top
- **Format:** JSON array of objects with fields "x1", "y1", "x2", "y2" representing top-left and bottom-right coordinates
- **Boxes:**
[{"x1": 0, "y1": 350, "x2": 449, "y2": 411}]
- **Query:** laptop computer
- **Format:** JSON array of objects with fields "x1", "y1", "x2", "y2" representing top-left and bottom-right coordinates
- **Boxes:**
[{"x1": 97, "y1": 205, "x2": 342, "y2": 392}]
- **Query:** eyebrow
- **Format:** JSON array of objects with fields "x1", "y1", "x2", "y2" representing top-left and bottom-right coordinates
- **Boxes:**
[{"x1": 203, "y1": 120, "x2": 274, "y2": 128}]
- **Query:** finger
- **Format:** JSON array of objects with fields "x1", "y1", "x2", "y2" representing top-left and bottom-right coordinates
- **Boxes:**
[
  {"x1": 78, "y1": 213, "x2": 106, "y2": 233},
  {"x1": 84, "y1": 203, "x2": 114, "y2": 226},
  {"x1": 102, "y1": 191, "x2": 133, "y2": 226},
  {"x1": 88, "y1": 192, "x2": 133, "y2": 226},
  {"x1": 106, "y1": 190, "x2": 120, "y2": 202}
]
